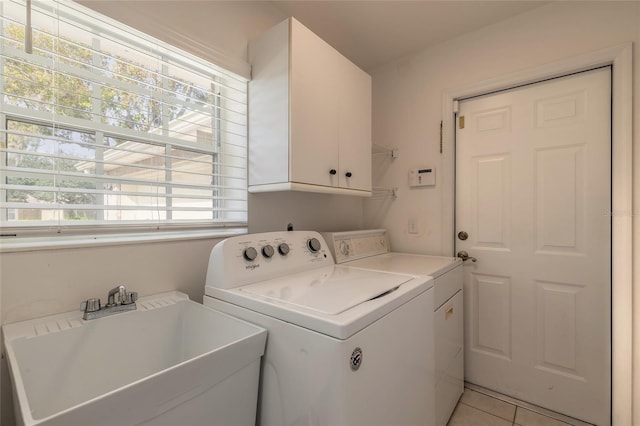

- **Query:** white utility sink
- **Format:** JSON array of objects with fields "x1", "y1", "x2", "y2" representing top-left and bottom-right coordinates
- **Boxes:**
[{"x1": 3, "y1": 291, "x2": 267, "y2": 426}]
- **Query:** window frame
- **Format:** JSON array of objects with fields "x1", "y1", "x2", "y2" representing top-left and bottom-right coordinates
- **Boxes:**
[{"x1": 0, "y1": 0, "x2": 249, "y2": 250}]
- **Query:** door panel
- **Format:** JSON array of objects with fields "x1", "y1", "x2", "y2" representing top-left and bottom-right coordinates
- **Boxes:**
[
  {"x1": 456, "y1": 67, "x2": 611, "y2": 425},
  {"x1": 536, "y1": 281, "x2": 581, "y2": 374},
  {"x1": 473, "y1": 155, "x2": 511, "y2": 250},
  {"x1": 471, "y1": 273, "x2": 512, "y2": 359},
  {"x1": 535, "y1": 146, "x2": 585, "y2": 254}
]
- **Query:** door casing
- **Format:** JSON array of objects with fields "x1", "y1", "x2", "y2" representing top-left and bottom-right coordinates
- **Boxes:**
[{"x1": 441, "y1": 42, "x2": 633, "y2": 425}]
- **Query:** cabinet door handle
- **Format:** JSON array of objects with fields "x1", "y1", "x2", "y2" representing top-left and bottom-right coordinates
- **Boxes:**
[
  {"x1": 329, "y1": 169, "x2": 337, "y2": 175},
  {"x1": 345, "y1": 172, "x2": 352, "y2": 178},
  {"x1": 445, "y1": 306, "x2": 454, "y2": 319}
]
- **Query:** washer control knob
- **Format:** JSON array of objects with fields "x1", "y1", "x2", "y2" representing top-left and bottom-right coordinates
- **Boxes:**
[
  {"x1": 278, "y1": 243, "x2": 290, "y2": 256},
  {"x1": 243, "y1": 247, "x2": 258, "y2": 261},
  {"x1": 262, "y1": 245, "x2": 275, "y2": 258},
  {"x1": 307, "y1": 237, "x2": 321, "y2": 253}
]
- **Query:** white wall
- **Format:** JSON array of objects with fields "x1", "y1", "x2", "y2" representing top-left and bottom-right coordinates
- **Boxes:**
[
  {"x1": 249, "y1": 191, "x2": 364, "y2": 233},
  {"x1": 365, "y1": 1, "x2": 639, "y2": 423},
  {"x1": 0, "y1": 2, "x2": 366, "y2": 424}
]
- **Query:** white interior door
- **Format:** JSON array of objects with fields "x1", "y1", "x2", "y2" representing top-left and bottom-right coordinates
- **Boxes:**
[{"x1": 455, "y1": 67, "x2": 611, "y2": 425}]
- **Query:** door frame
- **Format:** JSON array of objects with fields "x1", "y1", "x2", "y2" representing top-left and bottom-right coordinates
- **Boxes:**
[{"x1": 441, "y1": 42, "x2": 633, "y2": 425}]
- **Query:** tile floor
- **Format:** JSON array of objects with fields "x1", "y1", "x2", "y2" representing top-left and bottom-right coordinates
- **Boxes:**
[{"x1": 447, "y1": 387, "x2": 594, "y2": 426}]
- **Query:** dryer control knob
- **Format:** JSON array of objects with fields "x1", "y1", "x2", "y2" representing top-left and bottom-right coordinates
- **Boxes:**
[
  {"x1": 243, "y1": 247, "x2": 258, "y2": 261},
  {"x1": 350, "y1": 347, "x2": 363, "y2": 371},
  {"x1": 307, "y1": 238, "x2": 321, "y2": 253},
  {"x1": 339, "y1": 240, "x2": 350, "y2": 256}
]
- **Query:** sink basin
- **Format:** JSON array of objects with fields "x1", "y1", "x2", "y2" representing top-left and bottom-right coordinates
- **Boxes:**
[{"x1": 3, "y1": 291, "x2": 267, "y2": 426}]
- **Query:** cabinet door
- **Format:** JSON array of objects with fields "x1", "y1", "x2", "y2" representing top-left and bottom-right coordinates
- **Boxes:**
[
  {"x1": 435, "y1": 290, "x2": 464, "y2": 426},
  {"x1": 289, "y1": 19, "x2": 340, "y2": 188},
  {"x1": 336, "y1": 58, "x2": 371, "y2": 191}
]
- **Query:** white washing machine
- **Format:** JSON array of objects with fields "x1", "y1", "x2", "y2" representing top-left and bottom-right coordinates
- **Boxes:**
[
  {"x1": 204, "y1": 231, "x2": 435, "y2": 426},
  {"x1": 323, "y1": 229, "x2": 464, "y2": 426}
]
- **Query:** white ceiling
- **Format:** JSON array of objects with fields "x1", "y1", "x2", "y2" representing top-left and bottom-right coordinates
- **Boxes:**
[
  {"x1": 270, "y1": 1, "x2": 548, "y2": 70},
  {"x1": 79, "y1": 1, "x2": 549, "y2": 73}
]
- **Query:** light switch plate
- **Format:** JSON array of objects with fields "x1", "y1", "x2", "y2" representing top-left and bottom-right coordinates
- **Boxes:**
[{"x1": 408, "y1": 218, "x2": 419, "y2": 234}]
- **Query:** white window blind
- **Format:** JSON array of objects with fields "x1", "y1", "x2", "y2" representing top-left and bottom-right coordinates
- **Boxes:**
[{"x1": 0, "y1": 0, "x2": 248, "y2": 236}]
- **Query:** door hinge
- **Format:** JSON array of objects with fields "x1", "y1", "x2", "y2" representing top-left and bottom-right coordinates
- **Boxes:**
[
  {"x1": 458, "y1": 116, "x2": 465, "y2": 129},
  {"x1": 439, "y1": 120, "x2": 443, "y2": 154}
]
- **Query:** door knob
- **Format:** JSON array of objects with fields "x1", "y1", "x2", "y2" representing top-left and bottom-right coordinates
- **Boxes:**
[{"x1": 457, "y1": 251, "x2": 477, "y2": 262}]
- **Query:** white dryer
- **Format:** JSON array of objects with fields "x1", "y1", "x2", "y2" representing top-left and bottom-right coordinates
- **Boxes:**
[
  {"x1": 323, "y1": 229, "x2": 464, "y2": 426},
  {"x1": 204, "y1": 231, "x2": 435, "y2": 426}
]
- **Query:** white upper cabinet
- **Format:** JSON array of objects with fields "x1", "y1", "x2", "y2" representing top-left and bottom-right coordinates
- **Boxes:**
[{"x1": 248, "y1": 18, "x2": 372, "y2": 196}]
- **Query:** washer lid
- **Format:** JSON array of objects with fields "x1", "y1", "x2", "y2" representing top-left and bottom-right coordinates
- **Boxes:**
[
  {"x1": 238, "y1": 265, "x2": 412, "y2": 315},
  {"x1": 345, "y1": 253, "x2": 460, "y2": 278}
]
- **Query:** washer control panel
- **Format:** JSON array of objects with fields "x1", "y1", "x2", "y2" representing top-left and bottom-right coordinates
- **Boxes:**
[
  {"x1": 322, "y1": 229, "x2": 391, "y2": 264},
  {"x1": 206, "y1": 231, "x2": 334, "y2": 289}
]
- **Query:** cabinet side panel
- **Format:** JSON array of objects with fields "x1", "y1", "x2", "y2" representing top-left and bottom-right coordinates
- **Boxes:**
[{"x1": 248, "y1": 19, "x2": 290, "y2": 186}]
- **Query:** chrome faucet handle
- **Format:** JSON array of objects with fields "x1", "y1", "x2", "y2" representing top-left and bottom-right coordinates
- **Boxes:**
[
  {"x1": 81, "y1": 298, "x2": 101, "y2": 313},
  {"x1": 122, "y1": 291, "x2": 138, "y2": 305},
  {"x1": 106, "y1": 285, "x2": 126, "y2": 307}
]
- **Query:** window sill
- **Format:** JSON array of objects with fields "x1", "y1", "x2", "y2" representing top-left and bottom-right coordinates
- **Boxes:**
[{"x1": 0, "y1": 227, "x2": 247, "y2": 253}]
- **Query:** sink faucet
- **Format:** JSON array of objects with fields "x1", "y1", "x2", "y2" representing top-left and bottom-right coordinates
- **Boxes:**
[
  {"x1": 106, "y1": 285, "x2": 126, "y2": 307},
  {"x1": 81, "y1": 285, "x2": 138, "y2": 320}
]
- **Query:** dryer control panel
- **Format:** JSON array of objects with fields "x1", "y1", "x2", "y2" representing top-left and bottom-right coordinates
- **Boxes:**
[
  {"x1": 206, "y1": 231, "x2": 334, "y2": 289},
  {"x1": 322, "y1": 229, "x2": 391, "y2": 264}
]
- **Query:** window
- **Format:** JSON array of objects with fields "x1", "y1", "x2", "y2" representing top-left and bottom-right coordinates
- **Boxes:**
[{"x1": 0, "y1": 0, "x2": 247, "y2": 239}]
